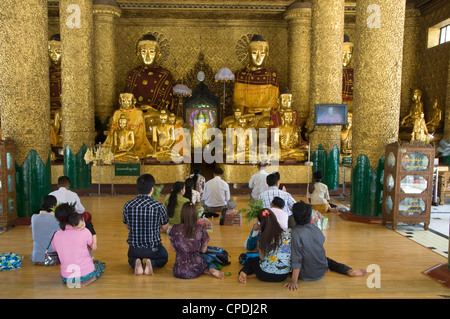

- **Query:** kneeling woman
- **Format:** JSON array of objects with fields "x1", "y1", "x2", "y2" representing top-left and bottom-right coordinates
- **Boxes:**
[
  {"x1": 169, "y1": 202, "x2": 224, "y2": 279},
  {"x1": 239, "y1": 209, "x2": 291, "y2": 283},
  {"x1": 52, "y1": 204, "x2": 105, "y2": 287}
]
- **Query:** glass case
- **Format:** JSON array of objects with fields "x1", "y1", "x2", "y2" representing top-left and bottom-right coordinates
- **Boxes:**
[
  {"x1": 382, "y1": 141, "x2": 434, "y2": 230},
  {"x1": 0, "y1": 138, "x2": 17, "y2": 230}
]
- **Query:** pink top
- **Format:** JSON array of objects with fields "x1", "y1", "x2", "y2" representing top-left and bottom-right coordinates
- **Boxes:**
[{"x1": 52, "y1": 226, "x2": 94, "y2": 278}]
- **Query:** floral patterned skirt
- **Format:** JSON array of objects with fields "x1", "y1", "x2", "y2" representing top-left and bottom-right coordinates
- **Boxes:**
[{"x1": 61, "y1": 260, "x2": 106, "y2": 286}]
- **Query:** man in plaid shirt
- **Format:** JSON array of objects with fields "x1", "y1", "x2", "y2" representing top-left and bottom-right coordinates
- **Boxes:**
[
  {"x1": 258, "y1": 173, "x2": 296, "y2": 218},
  {"x1": 123, "y1": 174, "x2": 169, "y2": 275}
]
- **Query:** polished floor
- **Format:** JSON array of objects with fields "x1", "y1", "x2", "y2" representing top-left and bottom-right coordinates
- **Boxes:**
[{"x1": 0, "y1": 193, "x2": 449, "y2": 300}]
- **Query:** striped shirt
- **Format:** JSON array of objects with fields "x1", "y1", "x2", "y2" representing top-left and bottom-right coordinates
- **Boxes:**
[
  {"x1": 123, "y1": 195, "x2": 169, "y2": 249},
  {"x1": 258, "y1": 186, "x2": 296, "y2": 216}
]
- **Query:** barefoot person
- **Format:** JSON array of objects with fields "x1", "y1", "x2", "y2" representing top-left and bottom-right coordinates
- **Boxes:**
[
  {"x1": 169, "y1": 202, "x2": 225, "y2": 279},
  {"x1": 284, "y1": 201, "x2": 367, "y2": 291},
  {"x1": 239, "y1": 208, "x2": 291, "y2": 284},
  {"x1": 123, "y1": 174, "x2": 169, "y2": 276}
]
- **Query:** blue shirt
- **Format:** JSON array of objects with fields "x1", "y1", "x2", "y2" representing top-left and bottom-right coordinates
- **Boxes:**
[{"x1": 31, "y1": 212, "x2": 60, "y2": 263}]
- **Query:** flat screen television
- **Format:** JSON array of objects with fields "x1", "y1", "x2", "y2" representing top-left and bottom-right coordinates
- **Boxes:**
[{"x1": 314, "y1": 104, "x2": 348, "y2": 126}]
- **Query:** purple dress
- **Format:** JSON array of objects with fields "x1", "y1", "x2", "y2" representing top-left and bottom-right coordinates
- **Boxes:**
[{"x1": 169, "y1": 224, "x2": 209, "y2": 279}]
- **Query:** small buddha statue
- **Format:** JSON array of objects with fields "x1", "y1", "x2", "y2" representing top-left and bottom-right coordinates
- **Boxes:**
[
  {"x1": 48, "y1": 34, "x2": 63, "y2": 148},
  {"x1": 192, "y1": 111, "x2": 212, "y2": 149},
  {"x1": 112, "y1": 114, "x2": 140, "y2": 163},
  {"x1": 411, "y1": 112, "x2": 429, "y2": 142},
  {"x1": 276, "y1": 110, "x2": 308, "y2": 161},
  {"x1": 104, "y1": 90, "x2": 153, "y2": 159},
  {"x1": 125, "y1": 33, "x2": 174, "y2": 111},
  {"x1": 233, "y1": 34, "x2": 279, "y2": 115},
  {"x1": 220, "y1": 108, "x2": 243, "y2": 129},
  {"x1": 401, "y1": 89, "x2": 424, "y2": 127},
  {"x1": 152, "y1": 110, "x2": 176, "y2": 160},
  {"x1": 270, "y1": 88, "x2": 299, "y2": 127},
  {"x1": 426, "y1": 99, "x2": 442, "y2": 132},
  {"x1": 226, "y1": 115, "x2": 256, "y2": 162},
  {"x1": 342, "y1": 39, "x2": 354, "y2": 112},
  {"x1": 340, "y1": 112, "x2": 352, "y2": 155}
]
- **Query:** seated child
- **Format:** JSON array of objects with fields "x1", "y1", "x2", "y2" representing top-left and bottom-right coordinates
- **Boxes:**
[{"x1": 306, "y1": 171, "x2": 337, "y2": 214}]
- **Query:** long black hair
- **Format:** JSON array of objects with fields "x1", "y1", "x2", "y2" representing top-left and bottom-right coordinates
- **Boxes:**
[
  {"x1": 166, "y1": 181, "x2": 185, "y2": 218},
  {"x1": 184, "y1": 178, "x2": 194, "y2": 202},
  {"x1": 192, "y1": 165, "x2": 201, "y2": 191},
  {"x1": 257, "y1": 208, "x2": 283, "y2": 255}
]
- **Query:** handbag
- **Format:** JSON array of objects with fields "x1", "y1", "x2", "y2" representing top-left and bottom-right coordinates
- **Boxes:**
[{"x1": 44, "y1": 232, "x2": 60, "y2": 266}]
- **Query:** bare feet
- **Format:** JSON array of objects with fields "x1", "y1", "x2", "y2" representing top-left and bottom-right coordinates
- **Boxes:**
[
  {"x1": 134, "y1": 259, "x2": 144, "y2": 276},
  {"x1": 347, "y1": 268, "x2": 367, "y2": 277},
  {"x1": 239, "y1": 271, "x2": 247, "y2": 284},
  {"x1": 209, "y1": 268, "x2": 225, "y2": 280},
  {"x1": 144, "y1": 259, "x2": 154, "y2": 276}
]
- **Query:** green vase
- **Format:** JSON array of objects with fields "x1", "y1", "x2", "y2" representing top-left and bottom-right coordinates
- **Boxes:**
[
  {"x1": 63, "y1": 145, "x2": 91, "y2": 190},
  {"x1": 311, "y1": 144, "x2": 340, "y2": 190},
  {"x1": 350, "y1": 154, "x2": 385, "y2": 217},
  {"x1": 15, "y1": 151, "x2": 51, "y2": 218}
]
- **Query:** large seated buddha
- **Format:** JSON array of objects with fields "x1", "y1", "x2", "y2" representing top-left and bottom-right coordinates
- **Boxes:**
[
  {"x1": 233, "y1": 34, "x2": 279, "y2": 115},
  {"x1": 125, "y1": 33, "x2": 174, "y2": 112}
]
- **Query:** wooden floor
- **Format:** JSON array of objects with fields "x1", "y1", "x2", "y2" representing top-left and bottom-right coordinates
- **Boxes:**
[{"x1": 0, "y1": 194, "x2": 448, "y2": 300}]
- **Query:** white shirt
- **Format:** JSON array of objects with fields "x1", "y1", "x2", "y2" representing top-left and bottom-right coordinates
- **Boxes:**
[
  {"x1": 49, "y1": 187, "x2": 85, "y2": 214},
  {"x1": 270, "y1": 207, "x2": 288, "y2": 229},
  {"x1": 249, "y1": 169, "x2": 269, "y2": 200},
  {"x1": 306, "y1": 182, "x2": 330, "y2": 205},
  {"x1": 202, "y1": 176, "x2": 230, "y2": 208},
  {"x1": 191, "y1": 189, "x2": 201, "y2": 204}
]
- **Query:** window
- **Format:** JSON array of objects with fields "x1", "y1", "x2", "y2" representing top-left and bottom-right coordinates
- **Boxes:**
[
  {"x1": 439, "y1": 24, "x2": 450, "y2": 44},
  {"x1": 427, "y1": 18, "x2": 450, "y2": 48}
]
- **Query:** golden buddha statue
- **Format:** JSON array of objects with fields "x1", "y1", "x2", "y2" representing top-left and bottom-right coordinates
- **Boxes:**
[
  {"x1": 342, "y1": 39, "x2": 354, "y2": 112},
  {"x1": 340, "y1": 112, "x2": 352, "y2": 155},
  {"x1": 411, "y1": 112, "x2": 429, "y2": 142},
  {"x1": 152, "y1": 110, "x2": 178, "y2": 161},
  {"x1": 426, "y1": 99, "x2": 442, "y2": 132},
  {"x1": 104, "y1": 91, "x2": 153, "y2": 159},
  {"x1": 48, "y1": 34, "x2": 63, "y2": 148},
  {"x1": 220, "y1": 108, "x2": 242, "y2": 129},
  {"x1": 401, "y1": 89, "x2": 424, "y2": 127},
  {"x1": 270, "y1": 88, "x2": 299, "y2": 127},
  {"x1": 192, "y1": 111, "x2": 212, "y2": 150},
  {"x1": 233, "y1": 34, "x2": 279, "y2": 115},
  {"x1": 125, "y1": 33, "x2": 174, "y2": 112},
  {"x1": 226, "y1": 115, "x2": 257, "y2": 162},
  {"x1": 111, "y1": 114, "x2": 140, "y2": 163},
  {"x1": 276, "y1": 110, "x2": 308, "y2": 161}
]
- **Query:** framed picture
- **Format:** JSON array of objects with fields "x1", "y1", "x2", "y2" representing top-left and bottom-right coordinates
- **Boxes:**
[{"x1": 314, "y1": 104, "x2": 348, "y2": 126}]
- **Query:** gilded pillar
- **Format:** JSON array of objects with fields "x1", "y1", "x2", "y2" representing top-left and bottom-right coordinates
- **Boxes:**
[
  {"x1": 444, "y1": 48, "x2": 450, "y2": 141},
  {"x1": 400, "y1": 6, "x2": 421, "y2": 120},
  {"x1": 351, "y1": 0, "x2": 406, "y2": 217},
  {"x1": 93, "y1": 0, "x2": 121, "y2": 125},
  {"x1": 0, "y1": 0, "x2": 52, "y2": 217},
  {"x1": 60, "y1": 0, "x2": 96, "y2": 189},
  {"x1": 308, "y1": 0, "x2": 345, "y2": 189},
  {"x1": 284, "y1": 1, "x2": 311, "y2": 127}
]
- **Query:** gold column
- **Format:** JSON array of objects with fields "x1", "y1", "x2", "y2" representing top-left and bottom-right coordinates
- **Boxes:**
[
  {"x1": 59, "y1": 0, "x2": 96, "y2": 153},
  {"x1": 308, "y1": 0, "x2": 344, "y2": 152},
  {"x1": 0, "y1": 0, "x2": 51, "y2": 164},
  {"x1": 400, "y1": 5, "x2": 421, "y2": 120},
  {"x1": 93, "y1": 0, "x2": 122, "y2": 124},
  {"x1": 352, "y1": 0, "x2": 406, "y2": 168},
  {"x1": 284, "y1": 1, "x2": 311, "y2": 127}
]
